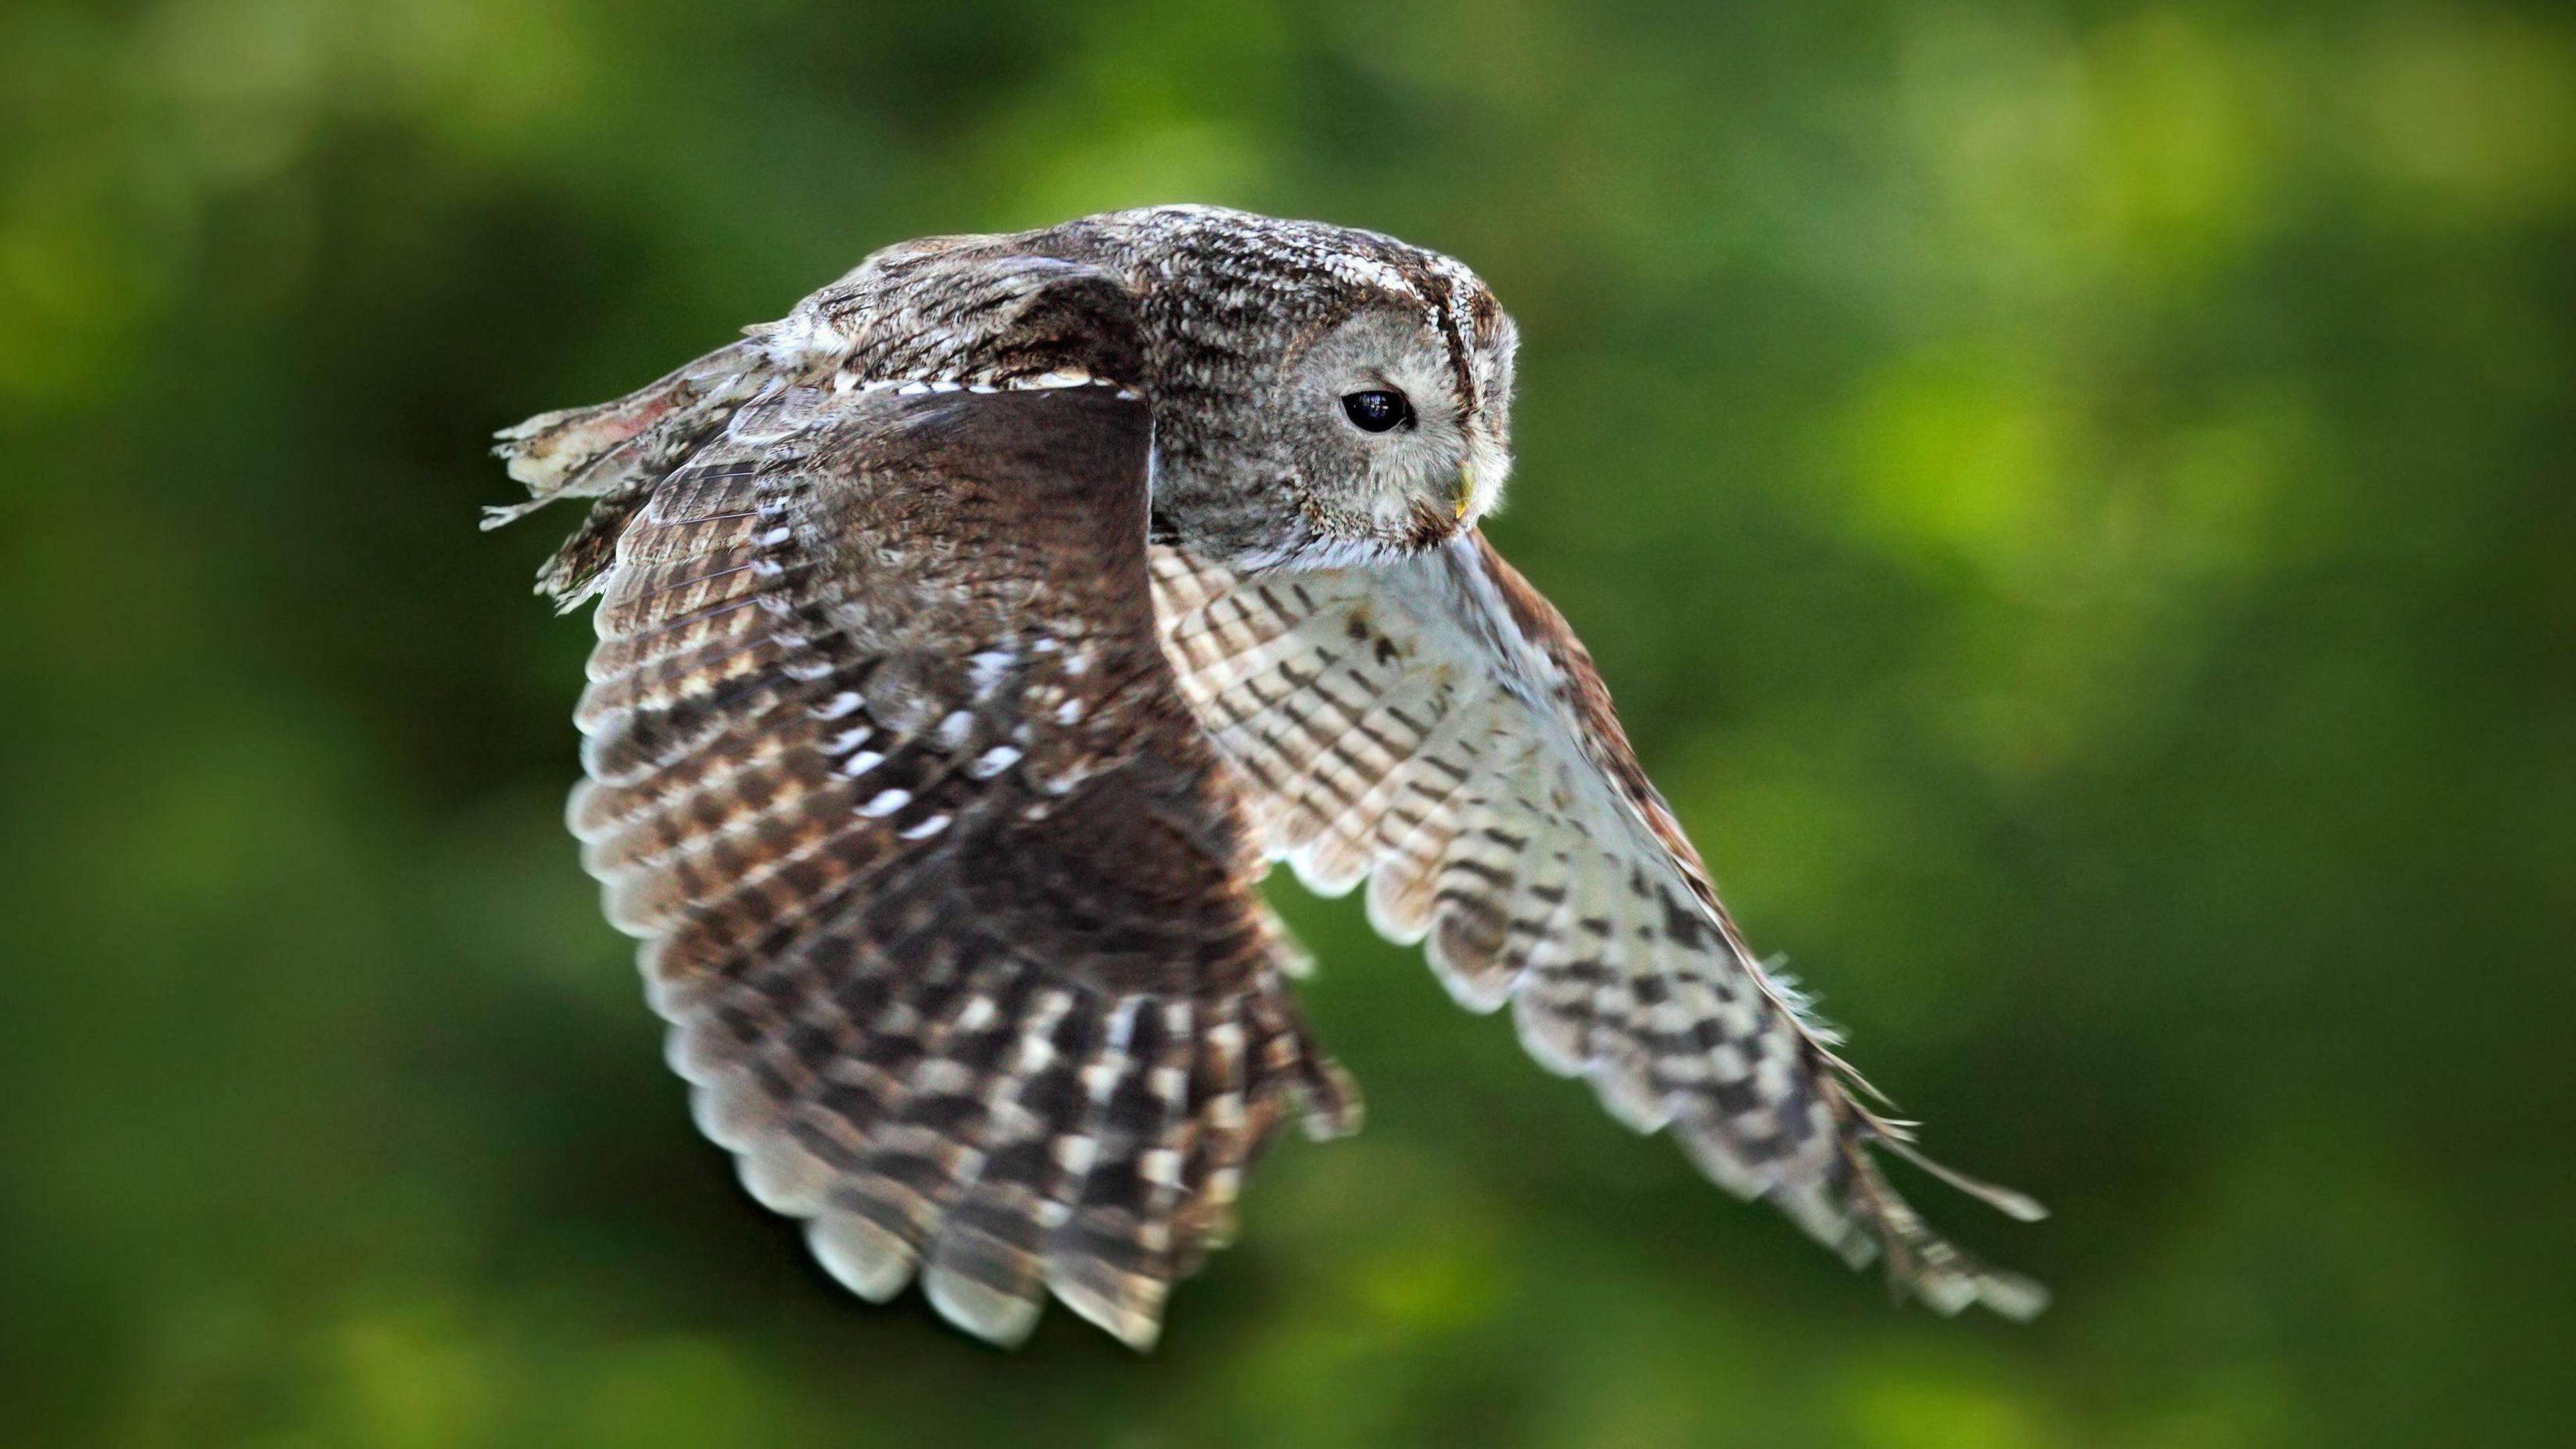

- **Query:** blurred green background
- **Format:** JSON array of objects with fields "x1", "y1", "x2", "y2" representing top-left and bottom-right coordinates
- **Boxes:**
[{"x1": 5, "y1": 1, "x2": 2571, "y2": 1445}]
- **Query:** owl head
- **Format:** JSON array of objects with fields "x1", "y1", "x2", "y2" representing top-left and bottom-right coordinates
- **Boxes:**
[{"x1": 1069, "y1": 206, "x2": 1520, "y2": 570}]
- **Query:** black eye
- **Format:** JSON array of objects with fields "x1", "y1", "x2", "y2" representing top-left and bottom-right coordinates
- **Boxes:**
[{"x1": 1341, "y1": 389, "x2": 1412, "y2": 433}]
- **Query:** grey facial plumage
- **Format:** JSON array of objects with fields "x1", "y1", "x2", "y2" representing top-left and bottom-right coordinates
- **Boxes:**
[{"x1": 487, "y1": 204, "x2": 2041, "y2": 1350}]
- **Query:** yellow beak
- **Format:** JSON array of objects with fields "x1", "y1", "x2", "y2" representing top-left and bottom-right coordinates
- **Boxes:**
[{"x1": 1452, "y1": 466, "x2": 1475, "y2": 521}]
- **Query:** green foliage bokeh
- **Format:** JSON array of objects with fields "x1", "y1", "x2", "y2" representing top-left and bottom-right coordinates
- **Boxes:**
[{"x1": 3, "y1": 1, "x2": 2570, "y2": 1445}]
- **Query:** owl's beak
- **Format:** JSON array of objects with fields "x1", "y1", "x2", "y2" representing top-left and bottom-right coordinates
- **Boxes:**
[{"x1": 1451, "y1": 465, "x2": 1476, "y2": 521}]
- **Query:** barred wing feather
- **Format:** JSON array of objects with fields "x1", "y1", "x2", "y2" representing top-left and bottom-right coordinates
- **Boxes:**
[
  {"x1": 1150, "y1": 535, "x2": 2045, "y2": 1318},
  {"x1": 499, "y1": 343, "x2": 1353, "y2": 1352}
]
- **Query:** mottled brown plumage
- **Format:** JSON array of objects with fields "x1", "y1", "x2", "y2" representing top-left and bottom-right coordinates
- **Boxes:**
[{"x1": 490, "y1": 204, "x2": 2041, "y2": 1349}]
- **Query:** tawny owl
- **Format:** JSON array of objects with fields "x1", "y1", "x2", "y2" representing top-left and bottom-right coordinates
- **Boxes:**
[{"x1": 486, "y1": 205, "x2": 2043, "y2": 1349}]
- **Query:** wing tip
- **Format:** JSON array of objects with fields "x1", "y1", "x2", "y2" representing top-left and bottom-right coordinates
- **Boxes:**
[
  {"x1": 1968, "y1": 1268, "x2": 2052, "y2": 1322},
  {"x1": 1878, "y1": 1133, "x2": 2049, "y2": 1223},
  {"x1": 924, "y1": 1265, "x2": 1045, "y2": 1348},
  {"x1": 808, "y1": 1211, "x2": 919, "y2": 1304},
  {"x1": 1046, "y1": 1272, "x2": 1166, "y2": 1352}
]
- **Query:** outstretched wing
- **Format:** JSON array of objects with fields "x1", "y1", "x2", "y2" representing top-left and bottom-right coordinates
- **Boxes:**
[
  {"x1": 499, "y1": 315, "x2": 1352, "y2": 1350},
  {"x1": 1151, "y1": 535, "x2": 2045, "y2": 1318}
]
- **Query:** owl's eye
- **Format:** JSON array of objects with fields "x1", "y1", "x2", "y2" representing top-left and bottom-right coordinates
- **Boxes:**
[{"x1": 1340, "y1": 389, "x2": 1413, "y2": 434}]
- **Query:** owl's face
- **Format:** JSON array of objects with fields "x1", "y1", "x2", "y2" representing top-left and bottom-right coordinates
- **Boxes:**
[
  {"x1": 1082, "y1": 207, "x2": 1519, "y2": 571},
  {"x1": 1260, "y1": 296, "x2": 1516, "y2": 558}
]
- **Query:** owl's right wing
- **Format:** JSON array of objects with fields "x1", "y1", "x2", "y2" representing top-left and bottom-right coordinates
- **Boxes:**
[
  {"x1": 1151, "y1": 535, "x2": 2045, "y2": 1318},
  {"x1": 497, "y1": 319, "x2": 1353, "y2": 1350}
]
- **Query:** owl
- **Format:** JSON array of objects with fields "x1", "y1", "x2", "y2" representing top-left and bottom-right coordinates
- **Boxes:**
[{"x1": 487, "y1": 205, "x2": 2043, "y2": 1349}]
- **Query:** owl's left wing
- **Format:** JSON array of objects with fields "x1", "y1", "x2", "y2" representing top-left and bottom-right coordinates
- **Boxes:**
[
  {"x1": 1150, "y1": 535, "x2": 2046, "y2": 1318},
  {"x1": 496, "y1": 305, "x2": 1356, "y2": 1350}
]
